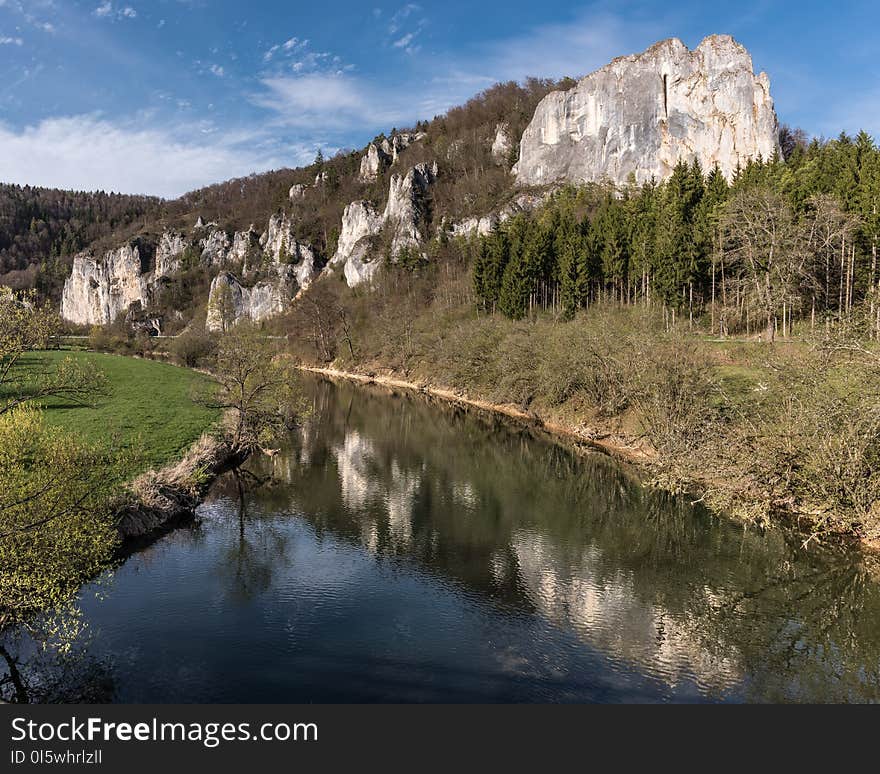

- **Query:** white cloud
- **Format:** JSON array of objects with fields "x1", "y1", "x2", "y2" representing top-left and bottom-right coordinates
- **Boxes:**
[
  {"x1": 93, "y1": 2, "x2": 137, "y2": 21},
  {"x1": 387, "y1": 3, "x2": 419, "y2": 35},
  {"x1": 252, "y1": 9, "x2": 662, "y2": 139},
  {"x1": 263, "y1": 36, "x2": 307, "y2": 63},
  {"x1": 209, "y1": 63, "x2": 224, "y2": 77},
  {"x1": 0, "y1": 36, "x2": 23, "y2": 45},
  {"x1": 253, "y1": 73, "x2": 408, "y2": 130},
  {"x1": 0, "y1": 115, "x2": 294, "y2": 198}
]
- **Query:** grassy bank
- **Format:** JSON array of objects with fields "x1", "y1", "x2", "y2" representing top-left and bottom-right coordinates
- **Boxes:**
[{"x1": 9, "y1": 350, "x2": 220, "y2": 478}]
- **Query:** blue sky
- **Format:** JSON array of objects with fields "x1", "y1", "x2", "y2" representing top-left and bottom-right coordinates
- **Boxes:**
[{"x1": 1, "y1": 0, "x2": 878, "y2": 197}]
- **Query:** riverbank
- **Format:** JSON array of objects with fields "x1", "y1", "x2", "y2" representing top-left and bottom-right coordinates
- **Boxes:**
[
  {"x1": 300, "y1": 365, "x2": 655, "y2": 466},
  {"x1": 14, "y1": 350, "x2": 221, "y2": 478},
  {"x1": 12, "y1": 350, "x2": 235, "y2": 545},
  {"x1": 299, "y1": 359, "x2": 878, "y2": 551}
]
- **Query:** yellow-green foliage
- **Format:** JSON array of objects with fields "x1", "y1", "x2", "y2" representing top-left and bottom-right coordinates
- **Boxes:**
[{"x1": 0, "y1": 407, "x2": 121, "y2": 632}]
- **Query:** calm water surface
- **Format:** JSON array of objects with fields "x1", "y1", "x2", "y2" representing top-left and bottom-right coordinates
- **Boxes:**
[{"x1": 49, "y1": 378, "x2": 880, "y2": 701}]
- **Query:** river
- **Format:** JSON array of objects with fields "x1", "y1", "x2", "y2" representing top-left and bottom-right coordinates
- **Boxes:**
[{"x1": 18, "y1": 376, "x2": 880, "y2": 702}]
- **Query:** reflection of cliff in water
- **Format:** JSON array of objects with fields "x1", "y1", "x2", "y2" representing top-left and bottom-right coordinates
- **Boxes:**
[{"x1": 249, "y1": 377, "x2": 880, "y2": 701}]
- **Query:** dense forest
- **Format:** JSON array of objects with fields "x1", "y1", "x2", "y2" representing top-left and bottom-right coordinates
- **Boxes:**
[{"x1": 470, "y1": 128, "x2": 880, "y2": 340}]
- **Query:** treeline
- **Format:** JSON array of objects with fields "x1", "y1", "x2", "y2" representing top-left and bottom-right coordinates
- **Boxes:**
[
  {"x1": 471, "y1": 129, "x2": 880, "y2": 339},
  {"x1": 0, "y1": 184, "x2": 164, "y2": 299}
]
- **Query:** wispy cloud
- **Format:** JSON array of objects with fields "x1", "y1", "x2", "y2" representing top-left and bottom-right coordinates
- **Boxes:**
[
  {"x1": 0, "y1": 36, "x2": 24, "y2": 46},
  {"x1": 263, "y1": 35, "x2": 308, "y2": 63},
  {"x1": 386, "y1": 3, "x2": 425, "y2": 55},
  {"x1": 252, "y1": 7, "x2": 662, "y2": 142},
  {"x1": 253, "y1": 73, "x2": 410, "y2": 131},
  {"x1": 93, "y1": 2, "x2": 137, "y2": 21}
]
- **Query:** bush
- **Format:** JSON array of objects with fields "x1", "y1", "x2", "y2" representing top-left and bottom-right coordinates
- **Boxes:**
[{"x1": 169, "y1": 328, "x2": 217, "y2": 369}]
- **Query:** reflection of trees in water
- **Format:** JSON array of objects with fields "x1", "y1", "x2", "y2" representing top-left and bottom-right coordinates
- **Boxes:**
[
  {"x1": 209, "y1": 470, "x2": 293, "y2": 602},
  {"x1": 1, "y1": 619, "x2": 115, "y2": 703},
  {"x1": 245, "y1": 377, "x2": 880, "y2": 701}
]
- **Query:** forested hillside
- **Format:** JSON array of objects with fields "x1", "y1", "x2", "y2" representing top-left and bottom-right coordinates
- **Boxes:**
[{"x1": 0, "y1": 184, "x2": 164, "y2": 298}]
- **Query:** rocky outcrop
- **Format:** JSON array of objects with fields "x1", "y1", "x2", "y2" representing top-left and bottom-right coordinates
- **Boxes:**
[
  {"x1": 491, "y1": 123, "x2": 513, "y2": 163},
  {"x1": 383, "y1": 161, "x2": 438, "y2": 256},
  {"x1": 330, "y1": 201, "x2": 385, "y2": 286},
  {"x1": 289, "y1": 183, "x2": 308, "y2": 200},
  {"x1": 358, "y1": 132, "x2": 425, "y2": 181},
  {"x1": 200, "y1": 229, "x2": 231, "y2": 267},
  {"x1": 205, "y1": 265, "x2": 306, "y2": 333},
  {"x1": 62, "y1": 213, "x2": 317, "y2": 328},
  {"x1": 260, "y1": 213, "x2": 295, "y2": 261},
  {"x1": 514, "y1": 35, "x2": 779, "y2": 187},
  {"x1": 154, "y1": 231, "x2": 187, "y2": 279},
  {"x1": 206, "y1": 216, "x2": 318, "y2": 331},
  {"x1": 332, "y1": 161, "x2": 438, "y2": 286},
  {"x1": 359, "y1": 144, "x2": 386, "y2": 182},
  {"x1": 60, "y1": 243, "x2": 151, "y2": 326},
  {"x1": 228, "y1": 227, "x2": 259, "y2": 264},
  {"x1": 449, "y1": 193, "x2": 546, "y2": 239}
]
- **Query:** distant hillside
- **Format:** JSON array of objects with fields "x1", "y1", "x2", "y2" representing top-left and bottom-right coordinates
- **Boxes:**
[{"x1": 0, "y1": 184, "x2": 165, "y2": 298}]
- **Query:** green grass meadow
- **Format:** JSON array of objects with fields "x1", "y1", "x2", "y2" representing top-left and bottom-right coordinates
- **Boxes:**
[{"x1": 13, "y1": 350, "x2": 220, "y2": 476}]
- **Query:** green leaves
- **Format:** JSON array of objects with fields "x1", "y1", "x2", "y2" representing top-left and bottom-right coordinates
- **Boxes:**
[{"x1": 0, "y1": 407, "x2": 119, "y2": 634}]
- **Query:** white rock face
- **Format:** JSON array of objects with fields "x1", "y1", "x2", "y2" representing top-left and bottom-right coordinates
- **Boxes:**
[
  {"x1": 384, "y1": 161, "x2": 438, "y2": 256},
  {"x1": 358, "y1": 132, "x2": 425, "y2": 182},
  {"x1": 289, "y1": 183, "x2": 308, "y2": 200},
  {"x1": 200, "y1": 229, "x2": 231, "y2": 267},
  {"x1": 61, "y1": 244, "x2": 150, "y2": 326},
  {"x1": 514, "y1": 35, "x2": 780, "y2": 187},
  {"x1": 260, "y1": 213, "x2": 295, "y2": 260},
  {"x1": 332, "y1": 161, "x2": 438, "y2": 286},
  {"x1": 491, "y1": 123, "x2": 513, "y2": 163},
  {"x1": 330, "y1": 200, "x2": 385, "y2": 286},
  {"x1": 205, "y1": 252, "x2": 315, "y2": 332},
  {"x1": 154, "y1": 231, "x2": 187, "y2": 279},
  {"x1": 359, "y1": 144, "x2": 386, "y2": 182},
  {"x1": 228, "y1": 228, "x2": 258, "y2": 265},
  {"x1": 62, "y1": 214, "x2": 318, "y2": 329}
]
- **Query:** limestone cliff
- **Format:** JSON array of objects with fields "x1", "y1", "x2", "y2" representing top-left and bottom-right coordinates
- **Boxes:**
[
  {"x1": 514, "y1": 35, "x2": 779, "y2": 187},
  {"x1": 332, "y1": 161, "x2": 438, "y2": 286},
  {"x1": 491, "y1": 123, "x2": 513, "y2": 163},
  {"x1": 154, "y1": 231, "x2": 188, "y2": 279},
  {"x1": 449, "y1": 192, "x2": 546, "y2": 239},
  {"x1": 329, "y1": 201, "x2": 385, "y2": 286},
  {"x1": 61, "y1": 243, "x2": 151, "y2": 327},
  {"x1": 204, "y1": 253, "x2": 313, "y2": 332},
  {"x1": 61, "y1": 214, "x2": 317, "y2": 328}
]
